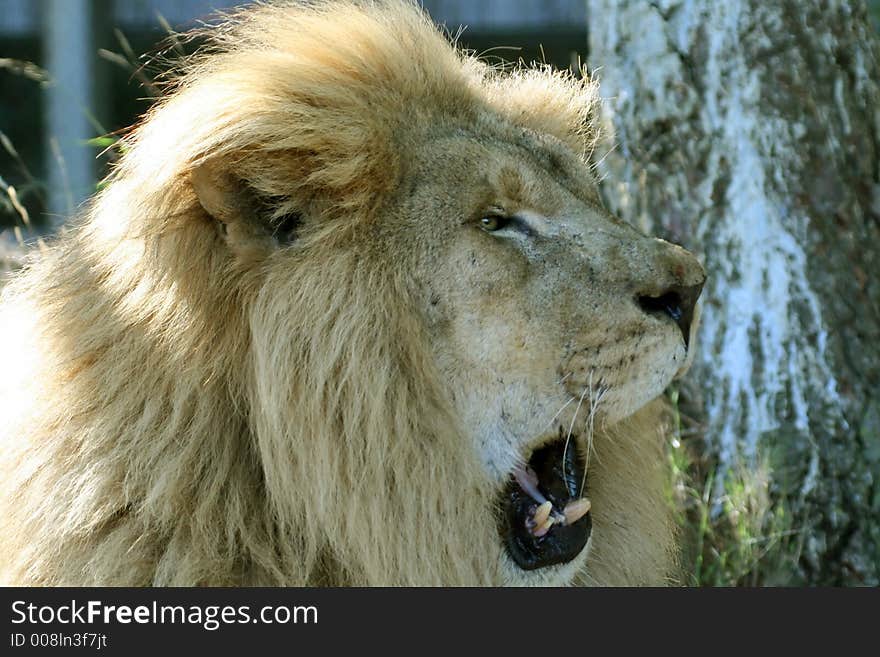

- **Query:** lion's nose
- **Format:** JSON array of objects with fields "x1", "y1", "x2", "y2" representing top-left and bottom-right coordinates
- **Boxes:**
[{"x1": 637, "y1": 280, "x2": 704, "y2": 348}]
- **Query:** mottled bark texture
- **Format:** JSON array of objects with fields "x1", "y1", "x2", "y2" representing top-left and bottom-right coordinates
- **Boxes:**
[{"x1": 588, "y1": 0, "x2": 880, "y2": 584}]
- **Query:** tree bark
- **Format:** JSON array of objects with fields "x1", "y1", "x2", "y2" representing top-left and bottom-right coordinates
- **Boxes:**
[{"x1": 588, "y1": 0, "x2": 880, "y2": 584}]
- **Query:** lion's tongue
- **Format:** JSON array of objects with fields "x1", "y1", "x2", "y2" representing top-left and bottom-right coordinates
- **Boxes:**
[{"x1": 513, "y1": 465, "x2": 549, "y2": 505}]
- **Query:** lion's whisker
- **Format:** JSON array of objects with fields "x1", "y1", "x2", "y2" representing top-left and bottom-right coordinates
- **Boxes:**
[
  {"x1": 580, "y1": 383, "x2": 607, "y2": 497},
  {"x1": 543, "y1": 396, "x2": 577, "y2": 432},
  {"x1": 562, "y1": 375, "x2": 590, "y2": 484}
]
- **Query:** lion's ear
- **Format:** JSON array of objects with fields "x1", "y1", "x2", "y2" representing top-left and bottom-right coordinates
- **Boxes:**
[{"x1": 191, "y1": 160, "x2": 301, "y2": 260}]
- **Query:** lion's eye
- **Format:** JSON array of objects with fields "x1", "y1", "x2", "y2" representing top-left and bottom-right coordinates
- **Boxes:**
[{"x1": 480, "y1": 215, "x2": 511, "y2": 232}]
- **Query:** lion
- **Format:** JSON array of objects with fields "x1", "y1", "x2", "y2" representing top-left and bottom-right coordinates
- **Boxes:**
[{"x1": 0, "y1": 0, "x2": 705, "y2": 586}]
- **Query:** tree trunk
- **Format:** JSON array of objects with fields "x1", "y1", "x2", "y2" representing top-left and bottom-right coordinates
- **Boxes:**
[{"x1": 587, "y1": 0, "x2": 880, "y2": 585}]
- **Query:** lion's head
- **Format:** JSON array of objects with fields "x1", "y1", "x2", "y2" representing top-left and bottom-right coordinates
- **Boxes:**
[{"x1": 0, "y1": 0, "x2": 703, "y2": 586}]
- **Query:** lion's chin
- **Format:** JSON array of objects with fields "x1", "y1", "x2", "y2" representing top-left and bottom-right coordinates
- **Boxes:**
[{"x1": 497, "y1": 433, "x2": 593, "y2": 572}]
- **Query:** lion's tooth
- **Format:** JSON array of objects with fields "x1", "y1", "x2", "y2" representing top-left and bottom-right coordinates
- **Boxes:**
[
  {"x1": 563, "y1": 498, "x2": 592, "y2": 524},
  {"x1": 533, "y1": 516, "x2": 555, "y2": 537},
  {"x1": 533, "y1": 501, "x2": 553, "y2": 527}
]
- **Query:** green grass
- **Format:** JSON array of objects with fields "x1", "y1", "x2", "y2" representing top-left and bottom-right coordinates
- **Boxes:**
[{"x1": 665, "y1": 386, "x2": 802, "y2": 586}]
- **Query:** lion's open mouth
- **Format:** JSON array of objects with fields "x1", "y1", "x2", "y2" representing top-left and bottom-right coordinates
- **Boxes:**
[{"x1": 499, "y1": 435, "x2": 592, "y2": 571}]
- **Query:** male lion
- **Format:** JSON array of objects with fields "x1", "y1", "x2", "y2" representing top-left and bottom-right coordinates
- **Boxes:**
[{"x1": 0, "y1": 0, "x2": 704, "y2": 586}]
